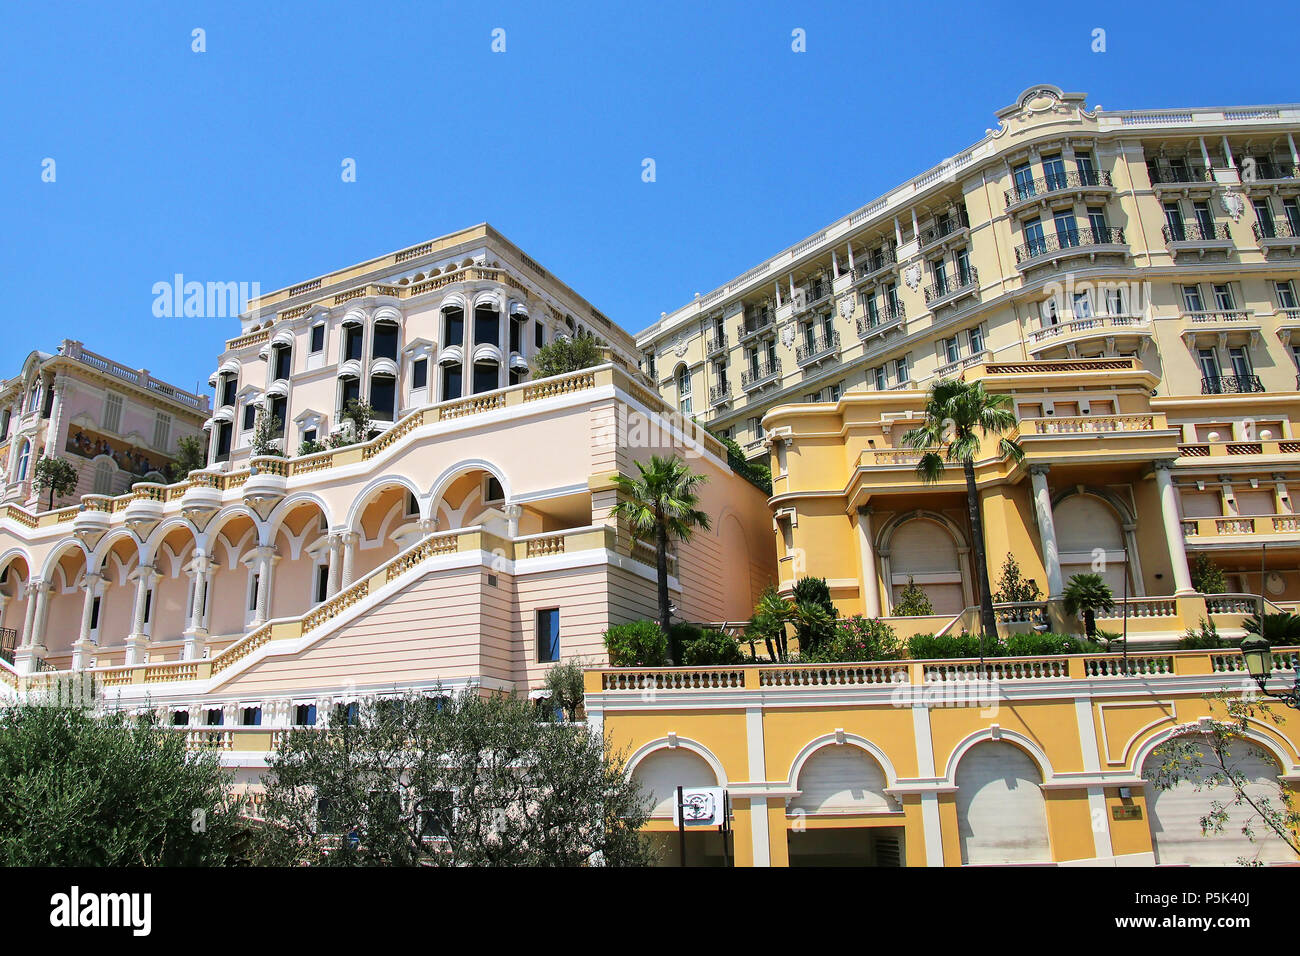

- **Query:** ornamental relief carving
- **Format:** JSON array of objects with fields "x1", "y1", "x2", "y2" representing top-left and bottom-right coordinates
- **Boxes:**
[
  {"x1": 903, "y1": 263, "x2": 922, "y2": 291},
  {"x1": 1219, "y1": 190, "x2": 1245, "y2": 222}
]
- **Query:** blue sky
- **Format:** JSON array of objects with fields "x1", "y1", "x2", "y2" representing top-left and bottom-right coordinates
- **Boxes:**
[{"x1": 0, "y1": 0, "x2": 1293, "y2": 395}]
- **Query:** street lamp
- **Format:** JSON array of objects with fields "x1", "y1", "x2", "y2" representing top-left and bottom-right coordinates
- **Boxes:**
[{"x1": 1240, "y1": 634, "x2": 1300, "y2": 709}]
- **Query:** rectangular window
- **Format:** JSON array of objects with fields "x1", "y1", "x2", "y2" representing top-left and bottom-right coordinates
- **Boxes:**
[
  {"x1": 1193, "y1": 200, "x2": 1214, "y2": 235},
  {"x1": 90, "y1": 596, "x2": 101, "y2": 631},
  {"x1": 315, "y1": 564, "x2": 329, "y2": 604},
  {"x1": 172, "y1": 711, "x2": 188, "y2": 727},
  {"x1": 310, "y1": 324, "x2": 325, "y2": 354},
  {"x1": 143, "y1": 589, "x2": 153, "y2": 624},
  {"x1": 1163, "y1": 201, "x2": 1185, "y2": 241},
  {"x1": 206, "y1": 708, "x2": 223, "y2": 727},
  {"x1": 344, "y1": 325, "x2": 363, "y2": 362},
  {"x1": 412, "y1": 358, "x2": 428, "y2": 390},
  {"x1": 1182, "y1": 285, "x2": 1205, "y2": 313},
  {"x1": 241, "y1": 707, "x2": 262, "y2": 727},
  {"x1": 954, "y1": 247, "x2": 971, "y2": 285},
  {"x1": 535, "y1": 322, "x2": 545, "y2": 349},
  {"x1": 1013, "y1": 162, "x2": 1036, "y2": 201},
  {"x1": 1198, "y1": 348, "x2": 1221, "y2": 380},
  {"x1": 334, "y1": 702, "x2": 359, "y2": 726},
  {"x1": 1023, "y1": 218, "x2": 1046, "y2": 257},
  {"x1": 444, "y1": 310, "x2": 464, "y2": 348},
  {"x1": 944, "y1": 337, "x2": 960, "y2": 364},
  {"x1": 153, "y1": 412, "x2": 171, "y2": 452},
  {"x1": 249, "y1": 573, "x2": 259, "y2": 611},
  {"x1": 295, "y1": 704, "x2": 317, "y2": 726},
  {"x1": 473, "y1": 308, "x2": 500, "y2": 348},
  {"x1": 827, "y1": 382, "x2": 842, "y2": 403},
  {"x1": 1229, "y1": 346, "x2": 1253, "y2": 379},
  {"x1": 1213, "y1": 284, "x2": 1236, "y2": 311},
  {"x1": 968, "y1": 325, "x2": 984, "y2": 354},
  {"x1": 748, "y1": 416, "x2": 764, "y2": 439},
  {"x1": 1254, "y1": 198, "x2": 1275, "y2": 236},
  {"x1": 242, "y1": 403, "x2": 257, "y2": 431},
  {"x1": 1073, "y1": 291, "x2": 1093, "y2": 318},
  {"x1": 1075, "y1": 153, "x2": 1096, "y2": 179},
  {"x1": 103, "y1": 392, "x2": 123, "y2": 433},
  {"x1": 1276, "y1": 281, "x2": 1298, "y2": 310},
  {"x1": 1053, "y1": 210, "x2": 1078, "y2": 247},
  {"x1": 893, "y1": 357, "x2": 909, "y2": 384},
  {"x1": 873, "y1": 366, "x2": 887, "y2": 390},
  {"x1": 1087, "y1": 206, "x2": 1108, "y2": 236},
  {"x1": 1042, "y1": 154, "x2": 1066, "y2": 190},
  {"x1": 302, "y1": 428, "x2": 316, "y2": 446},
  {"x1": 537, "y1": 608, "x2": 560, "y2": 663},
  {"x1": 441, "y1": 364, "x2": 462, "y2": 402},
  {"x1": 1285, "y1": 199, "x2": 1300, "y2": 234}
]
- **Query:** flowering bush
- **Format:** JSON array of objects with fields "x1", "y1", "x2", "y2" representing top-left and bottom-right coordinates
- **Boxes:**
[{"x1": 800, "y1": 616, "x2": 901, "y2": 663}]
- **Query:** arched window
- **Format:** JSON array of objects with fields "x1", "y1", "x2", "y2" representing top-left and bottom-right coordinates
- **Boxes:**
[
  {"x1": 955, "y1": 741, "x2": 1050, "y2": 864},
  {"x1": 15, "y1": 440, "x2": 31, "y2": 481}
]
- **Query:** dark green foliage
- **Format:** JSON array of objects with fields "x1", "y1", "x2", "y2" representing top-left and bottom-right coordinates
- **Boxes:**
[
  {"x1": 1181, "y1": 618, "x2": 1229, "y2": 649},
  {"x1": 32, "y1": 455, "x2": 79, "y2": 510},
  {"x1": 0, "y1": 705, "x2": 240, "y2": 865},
  {"x1": 1062, "y1": 572, "x2": 1116, "y2": 637},
  {"x1": 791, "y1": 576, "x2": 838, "y2": 654},
  {"x1": 543, "y1": 659, "x2": 588, "y2": 720},
  {"x1": 169, "y1": 434, "x2": 208, "y2": 481},
  {"x1": 719, "y1": 436, "x2": 772, "y2": 495},
  {"x1": 680, "y1": 628, "x2": 745, "y2": 666},
  {"x1": 907, "y1": 631, "x2": 1101, "y2": 659},
  {"x1": 1243, "y1": 612, "x2": 1300, "y2": 646},
  {"x1": 256, "y1": 690, "x2": 653, "y2": 866},
  {"x1": 531, "y1": 332, "x2": 603, "y2": 378},
  {"x1": 603, "y1": 620, "x2": 669, "y2": 666},
  {"x1": 1189, "y1": 553, "x2": 1228, "y2": 595},
  {"x1": 992, "y1": 554, "x2": 1042, "y2": 604},
  {"x1": 893, "y1": 577, "x2": 935, "y2": 616}
]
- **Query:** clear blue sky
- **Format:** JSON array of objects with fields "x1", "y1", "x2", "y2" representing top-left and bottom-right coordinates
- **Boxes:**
[{"x1": 0, "y1": 0, "x2": 1293, "y2": 395}]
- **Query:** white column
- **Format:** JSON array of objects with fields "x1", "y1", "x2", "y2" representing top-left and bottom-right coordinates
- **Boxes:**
[
  {"x1": 0, "y1": 592, "x2": 8, "y2": 632},
  {"x1": 72, "y1": 571, "x2": 102, "y2": 669},
  {"x1": 340, "y1": 532, "x2": 358, "y2": 588},
  {"x1": 1030, "y1": 465, "x2": 1064, "y2": 598},
  {"x1": 183, "y1": 552, "x2": 211, "y2": 659},
  {"x1": 855, "y1": 506, "x2": 881, "y2": 617},
  {"x1": 205, "y1": 422, "x2": 220, "y2": 464},
  {"x1": 503, "y1": 503, "x2": 521, "y2": 538},
  {"x1": 326, "y1": 534, "x2": 343, "y2": 598},
  {"x1": 1155, "y1": 461, "x2": 1194, "y2": 595},
  {"x1": 125, "y1": 564, "x2": 157, "y2": 665},
  {"x1": 248, "y1": 546, "x2": 278, "y2": 626},
  {"x1": 19, "y1": 580, "x2": 39, "y2": 647},
  {"x1": 29, "y1": 579, "x2": 52, "y2": 650}
]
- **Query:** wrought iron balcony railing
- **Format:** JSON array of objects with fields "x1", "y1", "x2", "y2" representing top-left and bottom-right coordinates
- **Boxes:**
[
  {"x1": 705, "y1": 331, "x2": 728, "y2": 355},
  {"x1": 741, "y1": 357, "x2": 781, "y2": 389},
  {"x1": 923, "y1": 267, "x2": 979, "y2": 304},
  {"x1": 793, "y1": 284, "x2": 834, "y2": 314},
  {"x1": 918, "y1": 212, "x2": 970, "y2": 247},
  {"x1": 1014, "y1": 227, "x2": 1126, "y2": 264},
  {"x1": 1005, "y1": 169, "x2": 1112, "y2": 207},
  {"x1": 1147, "y1": 163, "x2": 1213, "y2": 185},
  {"x1": 1201, "y1": 375, "x2": 1265, "y2": 395},
  {"x1": 1254, "y1": 220, "x2": 1300, "y2": 242},
  {"x1": 854, "y1": 247, "x2": 896, "y2": 281},
  {"x1": 708, "y1": 382, "x2": 731, "y2": 405},
  {"x1": 736, "y1": 311, "x2": 774, "y2": 341},
  {"x1": 795, "y1": 330, "x2": 840, "y2": 365},
  {"x1": 1162, "y1": 222, "x2": 1232, "y2": 243},
  {"x1": 1246, "y1": 162, "x2": 1300, "y2": 182},
  {"x1": 856, "y1": 302, "x2": 905, "y2": 338}
]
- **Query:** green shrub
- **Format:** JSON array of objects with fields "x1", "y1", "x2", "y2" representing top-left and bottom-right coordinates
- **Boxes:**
[
  {"x1": 1243, "y1": 611, "x2": 1300, "y2": 646},
  {"x1": 1189, "y1": 553, "x2": 1228, "y2": 595},
  {"x1": 906, "y1": 631, "x2": 1098, "y2": 659},
  {"x1": 791, "y1": 576, "x2": 837, "y2": 654},
  {"x1": 603, "y1": 620, "x2": 669, "y2": 666},
  {"x1": 1180, "y1": 618, "x2": 1228, "y2": 650},
  {"x1": 802, "y1": 616, "x2": 901, "y2": 663},
  {"x1": 992, "y1": 554, "x2": 1042, "y2": 604},
  {"x1": 718, "y1": 436, "x2": 773, "y2": 495},
  {"x1": 907, "y1": 632, "x2": 998, "y2": 659},
  {"x1": 892, "y1": 577, "x2": 934, "y2": 617},
  {"x1": 681, "y1": 629, "x2": 745, "y2": 666},
  {"x1": 1004, "y1": 631, "x2": 1102, "y2": 656}
]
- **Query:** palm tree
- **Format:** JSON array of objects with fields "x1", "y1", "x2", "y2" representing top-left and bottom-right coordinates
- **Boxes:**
[
  {"x1": 1062, "y1": 573, "x2": 1116, "y2": 639},
  {"x1": 609, "y1": 455, "x2": 711, "y2": 662},
  {"x1": 899, "y1": 378, "x2": 1023, "y2": 641}
]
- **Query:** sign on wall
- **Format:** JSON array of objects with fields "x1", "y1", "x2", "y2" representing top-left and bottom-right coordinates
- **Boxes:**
[{"x1": 673, "y1": 787, "x2": 727, "y2": 827}]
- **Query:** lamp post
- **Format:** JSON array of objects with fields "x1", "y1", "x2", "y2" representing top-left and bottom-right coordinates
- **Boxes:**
[{"x1": 1241, "y1": 634, "x2": 1300, "y2": 709}]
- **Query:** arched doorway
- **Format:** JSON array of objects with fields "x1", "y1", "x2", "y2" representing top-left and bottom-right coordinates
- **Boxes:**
[
  {"x1": 1054, "y1": 493, "x2": 1129, "y2": 593},
  {"x1": 955, "y1": 740, "x2": 1051, "y2": 864},
  {"x1": 787, "y1": 745, "x2": 904, "y2": 866},
  {"x1": 631, "y1": 747, "x2": 725, "y2": 867},
  {"x1": 1143, "y1": 735, "x2": 1296, "y2": 865},
  {"x1": 885, "y1": 516, "x2": 967, "y2": 615}
]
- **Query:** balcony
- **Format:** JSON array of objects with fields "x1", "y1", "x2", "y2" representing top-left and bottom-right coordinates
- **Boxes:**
[
  {"x1": 795, "y1": 330, "x2": 840, "y2": 367},
  {"x1": 1014, "y1": 227, "x2": 1127, "y2": 269},
  {"x1": 741, "y1": 357, "x2": 781, "y2": 392},
  {"x1": 918, "y1": 213, "x2": 969, "y2": 250},
  {"x1": 1147, "y1": 163, "x2": 1213, "y2": 187},
  {"x1": 708, "y1": 382, "x2": 731, "y2": 406},
  {"x1": 1022, "y1": 414, "x2": 1162, "y2": 435},
  {"x1": 856, "y1": 303, "x2": 905, "y2": 342},
  {"x1": 1004, "y1": 170, "x2": 1113, "y2": 210},
  {"x1": 853, "y1": 247, "x2": 897, "y2": 284},
  {"x1": 1201, "y1": 375, "x2": 1265, "y2": 395},
  {"x1": 1245, "y1": 162, "x2": 1299, "y2": 184},
  {"x1": 1161, "y1": 221, "x2": 1234, "y2": 255},
  {"x1": 935, "y1": 349, "x2": 992, "y2": 380},
  {"x1": 705, "y1": 330, "x2": 728, "y2": 356},
  {"x1": 792, "y1": 284, "x2": 834, "y2": 317},
  {"x1": 1026, "y1": 313, "x2": 1151, "y2": 355},
  {"x1": 736, "y1": 311, "x2": 774, "y2": 344},
  {"x1": 1254, "y1": 220, "x2": 1300, "y2": 254},
  {"x1": 923, "y1": 266, "x2": 979, "y2": 309},
  {"x1": 1177, "y1": 438, "x2": 1300, "y2": 459},
  {"x1": 1183, "y1": 514, "x2": 1300, "y2": 540}
]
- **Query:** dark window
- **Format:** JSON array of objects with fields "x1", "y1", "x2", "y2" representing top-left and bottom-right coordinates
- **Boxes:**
[
  {"x1": 268, "y1": 396, "x2": 287, "y2": 437},
  {"x1": 412, "y1": 358, "x2": 428, "y2": 390},
  {"x1": 472, "y1": 362, "x2": 498, "y2": 394},
  {"x1": 372, "y1": 323, "x2": 399, "y2": 361},
  {"x1": 310, "y1": 324, "x2": 325, "y2": 353},
  {"x1": 537, "y1": 608, "x2": 560, "y2": 663},
  {"x1": 273, "y1": 346, "x2": 291, "y2": 381},
  {"x1": 441, "y1": 363, "x2": 462, "y2": 401},
  {"x1": 509, "y1": 319, "x2": 522, "y2": 354},
  {"x1": 241, "y1": 707, "x2": 262, "y2": 727},
  {"x1": 206, "y1": 709, "x2": 223, "y2": 726},
  {"x1": 220, "y1": 377, "x2": 237, "y2": 409},
  {"x1": 215, "y1": 422, "x2": 232, "y2": 462},
  {"x1": 315, "y1": 564, "x2": 329, "y2": 603},
  {"x1": 333, "y1": 702, "x2": 359, "y2": 726},
  {"x1": 474, "y1": 307, "x2": 500, "y2": 347},
  {"x1": 143, "y1": 589, "x2": 153, "y2": 624},
  {"x1": 249, "y1": 573, "x2": 259, "y2": 611},
  {"x1": 302, "y1": 428, "x2": 316, "y2": 445},
  {"x1": 343, "y1": 324, "x2": 363, "y2": 362},
  {"x1": 485, "y1": 477, "x2": 504, "y2": 502},
  {"x1": 171, "y1": 710, "x2": 188, "y2": 726},
  {"x1": 90, "y1": 596, "x2": 100, "y2": 631},
  {"x1": 443, "y1": 308, "x2": 464, "y2": 347},
  {"x1": 295, "y1": 703, "x2": 317, "y2": 726},
  {"x1": 535, "y1": 323, "x2": 544, "y2": 349},
  {"x1": 340, "y1": 376, "x2": 361, "y2": 410},
  {"x1": 369, "y1": 376, "x2": 396, "y2": 421},
  {"x1": 242, "y1": 404, "x2": 257, "y2": 430}
]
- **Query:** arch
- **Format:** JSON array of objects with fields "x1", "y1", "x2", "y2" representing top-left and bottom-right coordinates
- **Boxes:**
[
  {"x1": 1131, "y1": 720, "x2": 1298, "y2": 779},
  {"x1": 345, "y1": 474, "x2": 425, "y2": 532},
  {"x1": 785, "y1": 733, "x2": 900, "y2": 816},
  {"x1": 626, "y1": 737, "x2": 727, "y2": 818},
  {"x1": 954, "y1": 739, "x2": 1052, "y2": 865},
  {"x1": 942, "y1": 727, "x2": 1054, "y2": 782},
  {"x1": 439, "y1": 292, "x2": 468, "y2": 313},
  {"x1": 39, "y1": 538, "x2": 91, "y2": 582},
  {"x1": 716, "y1": 509, "x2": 753, "y2": 621},
  {"x1": 264, "y1": 492, "x2": 335, "y2": 544},
  {"x1": 90, "y1": 527, "x2": 144, "y2": 574},
  {"x1": 141, "y1": 516, "x2": 200, "y2": 565},
  {"x1": 426, "y1": 459, "x2": 512, "y2": 516},
  {"x1": 471, "y1": 290, "x2": 502, "y2": 311},
  {"x1": 199, "y1": 504, "x2": 262, "y2": 553},
  {"x1": 878, "y1": 510, "x2": 970, "y2": 616},
  {"x1": 372, "y1": 304, "x2": 402, "y2": 324},
  {"x1": 1139, "y1": 729, "x2": 1296, "y2": 865},
  {"x1": 1052, "y1": 489, "x2": 1130, "y2": 592}
]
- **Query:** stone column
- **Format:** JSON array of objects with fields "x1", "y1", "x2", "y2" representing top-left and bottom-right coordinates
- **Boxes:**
[
  {"x1": 503, "y1": 503, "x2": 522, "y2": 539},
  {"x1": 340, "y1": 532, "x2": 358, "y2": 588},
  {"x1": 326, "y1": 534, "x2": 343, "y2": 598},
  {"x1": 247, "y1": 546, "x2": 279, "y2": 626},
  {"x1": 44, "y1": 375, "x2": 66, "y2": 456},
  {"x1": 125, "y1": 565, "x2": 158, "y2": 665},
  {"x1": 1155, "y1": 461, "x2": 1195, "y2": 595},
  {"x1": 855, "y1": 506, "x2": 881, "y2": 617},
  {"x1": 71, "y1": 571, "x2": 102, "y2": 669},
  {"x1": 15, "y1": 579, "x2": 52, "y2": 675},
  {"x1": 19, "y1": 579, "x2": 39, "y2": 646},
  {"x1": 1030, "y1": 465, "x2": 1064, "y2": 598},
  {"x1": 183, "y1": 552, "x2": 211, "y2": 659}
]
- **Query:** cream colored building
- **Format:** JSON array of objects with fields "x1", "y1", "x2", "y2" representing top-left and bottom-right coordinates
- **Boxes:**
[{"x1": 637, "y1": 86, "x2": 1300, "y2": 464}]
